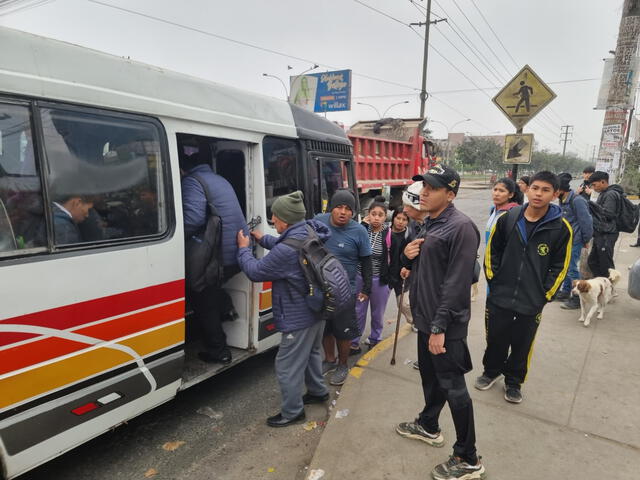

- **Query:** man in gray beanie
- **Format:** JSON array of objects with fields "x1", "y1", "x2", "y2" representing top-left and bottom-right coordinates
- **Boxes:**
[
  {"x1": 237, "y1": 191, "x2": 331, "y2": 427},
  {"x1": 315, "y1": 189, "x2": 372, "y2": 386}
]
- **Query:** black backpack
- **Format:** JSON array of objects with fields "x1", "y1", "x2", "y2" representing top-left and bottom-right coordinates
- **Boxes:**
[
  {"x1": 615, "y1": 190, "x2": 640, "y2": 233},
  {"x1": 184, "y1": 174, "x2": 224, "y2": 292},
  {"x1": 283, "y1": 224, "x2": 353, "y2": 319}
]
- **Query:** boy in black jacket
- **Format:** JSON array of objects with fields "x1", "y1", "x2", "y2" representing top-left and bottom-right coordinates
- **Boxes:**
[{"x1": 477, "y1": 171, "x2": 572, "y2": 404}]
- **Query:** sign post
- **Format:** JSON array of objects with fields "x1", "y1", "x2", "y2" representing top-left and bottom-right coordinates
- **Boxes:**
[{"x1": 492, "y1": 65, "x2": 556, "y2": 178}]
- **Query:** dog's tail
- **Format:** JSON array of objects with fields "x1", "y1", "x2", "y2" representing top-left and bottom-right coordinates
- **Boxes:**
[{"x1": 608, "y1": 268, "x2": 622, "y2": 286}]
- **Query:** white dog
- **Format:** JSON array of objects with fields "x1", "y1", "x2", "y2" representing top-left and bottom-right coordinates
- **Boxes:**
[{"x1": 571, "y1": 268, "x2": 621, "y2": 327}]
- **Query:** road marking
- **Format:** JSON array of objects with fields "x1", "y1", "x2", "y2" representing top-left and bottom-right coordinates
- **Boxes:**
[{"x1": 349, "y1": 324, "x2": 413, "y2": 379}]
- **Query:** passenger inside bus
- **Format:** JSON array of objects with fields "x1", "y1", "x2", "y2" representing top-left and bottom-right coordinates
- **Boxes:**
[
  {"x1": 52, "y1": 194, "x2": 95, "y2": 244},
  {"x1": 178, "y1": 136, "x2": 247, "y2": 365}
]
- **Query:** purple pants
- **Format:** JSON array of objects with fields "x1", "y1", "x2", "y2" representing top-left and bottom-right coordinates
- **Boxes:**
[{"x1": 352, "y1": 274, "x2": 391, "y2": 347}]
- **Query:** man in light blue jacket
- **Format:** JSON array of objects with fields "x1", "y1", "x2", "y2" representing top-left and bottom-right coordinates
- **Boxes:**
[
  {"x1": 557, "y1": 173, "x2": 593, "y2": 309},
  {"x1": 237, "y1": 191, "x2": 330, "y2": 428}
]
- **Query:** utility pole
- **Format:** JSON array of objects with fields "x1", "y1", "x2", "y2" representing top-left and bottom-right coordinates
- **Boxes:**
[
  {"x1": 411, "y1": 1, "x2": 446, "y2": 119},
  {"x1": 560, "y1": 125, "x2": 573, "y2": 157},
  {"x1": 596, "y1": 0, "x2": 640, "y2": 181}
]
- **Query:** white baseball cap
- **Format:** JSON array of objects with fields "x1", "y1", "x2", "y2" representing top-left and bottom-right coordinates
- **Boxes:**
[{"x1": 402, "y1": 181, "x2": 424, "y2": 210}]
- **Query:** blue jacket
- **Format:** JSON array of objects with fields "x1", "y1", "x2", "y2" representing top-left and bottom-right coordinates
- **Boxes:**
[
  {"x1": 559, "y1": 190, "x2": 593, "y2": 245},
  {"x1": 237, "y1": 220, "x2": 331, "y2": 333},
  {"x1": 53, "y1": 204, "x2": 81, "y2": 244},
  {"x1": 181, "y1": 164, "x2": 247, "y2": 266}
]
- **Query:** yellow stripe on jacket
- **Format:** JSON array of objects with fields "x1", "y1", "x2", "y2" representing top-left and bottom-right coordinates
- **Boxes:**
[{"x1": 545, "y1": 218, "x2": 573, "y2": 300}]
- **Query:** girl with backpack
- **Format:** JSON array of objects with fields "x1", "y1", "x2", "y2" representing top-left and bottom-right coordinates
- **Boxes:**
[{"x1": 350, "y1": 199, "x2": 391, "y2": 354}]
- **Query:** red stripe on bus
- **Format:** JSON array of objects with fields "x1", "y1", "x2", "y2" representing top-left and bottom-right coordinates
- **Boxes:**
[
  {"x1": 0, "y1": 301, "x2": 185, "y2": 375},
  {"x1": 0, "y1": 337, "x2": 90, "y2": 375},
  {"x1": 0, "y1": 280, "x2": 184, "y2": 347}
]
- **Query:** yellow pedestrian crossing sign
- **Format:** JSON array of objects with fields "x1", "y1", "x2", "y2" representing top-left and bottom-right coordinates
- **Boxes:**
[{"x1": 492, "y1": 65, "x2": 556, "y2": 129}]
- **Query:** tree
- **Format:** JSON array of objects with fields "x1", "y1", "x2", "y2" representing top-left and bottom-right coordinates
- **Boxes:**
[
  {"x1": 527, "y1": 149, "x2": 590, "y2": 175},
  {"x1": 621, "y1": 141, "x2": 640, "y2": 194},
  {"x1": 454, "y1": 137, "x2": 502, "y2": 172}
]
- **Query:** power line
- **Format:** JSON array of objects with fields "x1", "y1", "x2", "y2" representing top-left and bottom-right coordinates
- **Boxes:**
[
  {"x1": 352, "y1": 0, "x2": 408, "y2": 27},
  {"x1": 87, "y1": 0, "x2": 421, "y2": 93},
  {"x1": 353, "y1": 77, "x2": 598, "y2": 98},
  {"x1": 432, "y1": 0, "x2": 507, "y2": 85},
  {"x1": 469, "y1": 0, "x2": 519, "y2": 69},
  {"x1": 0, "y1": 0, "x2": 54, "y2": 16},
  {"x1": 450, "y1": 0, "x2": 512, "y2": 77}
]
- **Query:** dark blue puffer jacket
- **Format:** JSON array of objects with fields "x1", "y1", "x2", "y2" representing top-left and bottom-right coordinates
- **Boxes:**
[
  {"x1": 181, "y1": 164, "x2": 247, "y2": 266},
  {"x1": 237, "y1": 219, "x2": 331, "y2": 333}
]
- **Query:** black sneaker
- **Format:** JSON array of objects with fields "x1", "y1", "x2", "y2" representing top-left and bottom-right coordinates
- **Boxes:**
[
  {"x1": 474, "y1": 374, "x2": 500, "y2": 391},
  {"x1": 302, "y1": 392, "x2": 330, "y2": 404},
  {"x1": 504, "y1": 385, "x2": 523, "y2": 404},
  {"x1": 431, "y1": 455, "x2": 486, "y2": 480},
  {"x1": 561, "y1": 296, "x2": 580, "y2": 310},
  {"x1": 396, "y1": 419, "x2": 445, "y2": 447},
  {"x1": 198, "y1": 349, "x2": 232, "y2": 365},
  {"x1": 554, "y1": 291, "x2": 570, "y2": 301}
]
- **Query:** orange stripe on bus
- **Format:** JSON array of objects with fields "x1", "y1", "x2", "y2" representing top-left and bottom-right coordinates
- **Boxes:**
[
  {"x1": 259, "y1": 290, "x2": 272, "y2": 311},
  {"x1": 75, "y1": 301, "x2": 184, "y2": 341},
  {"x1": 0, "y1": 302, "x2": 184, "y2": 375},
  {"x1": 0, "y1": 322, "x2": 184, "y2": 410}
]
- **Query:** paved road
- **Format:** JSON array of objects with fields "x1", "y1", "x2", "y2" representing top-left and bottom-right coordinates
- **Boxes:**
[{"x1": 21, "y1": 188, "x2": 492, "y2": 480}]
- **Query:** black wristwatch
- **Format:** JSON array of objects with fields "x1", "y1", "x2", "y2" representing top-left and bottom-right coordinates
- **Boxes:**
[{"x1": 430, "y1": 325, "x2": 445, "y2": 334}]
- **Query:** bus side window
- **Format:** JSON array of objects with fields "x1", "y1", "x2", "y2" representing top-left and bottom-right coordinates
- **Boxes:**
[
  {"x1": 40, "y1": 107, "x2": 167, "y2": 246},
  {"x1": 0, "y1": 102, "x2": 46, "y2": 253},
  {"x1": 262, "y1": 137, "x2": 299, "y2": 223}
]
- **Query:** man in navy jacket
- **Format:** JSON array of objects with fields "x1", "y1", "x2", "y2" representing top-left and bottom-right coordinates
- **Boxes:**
[
  {"x1": 557, "y1": 173, "x2": 593, "y2": 309},
  {"x1": 237, "y1": 191, "x2": 329, "y2": 427},
  {"x1": 180, "y1": 150, "x2": 247, "y2": 365}
]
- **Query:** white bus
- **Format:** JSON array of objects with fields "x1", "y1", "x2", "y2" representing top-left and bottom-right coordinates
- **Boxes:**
[{"x1": 0, "y1": 27, "x2": 355, "y2": 479}]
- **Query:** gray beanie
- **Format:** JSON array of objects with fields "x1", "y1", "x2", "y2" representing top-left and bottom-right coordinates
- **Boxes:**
[
  {"x1": 328, "y1": 189, "x2": 356, "y2": 213},
  {"x1": 271, "y1": 190, "x2": 306, "y2": 225}
]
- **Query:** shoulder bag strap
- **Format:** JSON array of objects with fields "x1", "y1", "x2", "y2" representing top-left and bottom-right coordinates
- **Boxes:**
[{"x1": 190, "y1": 173, "x2": 220, "y2": 217}]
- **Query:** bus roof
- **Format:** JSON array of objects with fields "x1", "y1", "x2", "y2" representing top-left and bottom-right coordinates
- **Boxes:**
[{"x1": 0, "y1": 26, "x2": 346, "y2": 144}]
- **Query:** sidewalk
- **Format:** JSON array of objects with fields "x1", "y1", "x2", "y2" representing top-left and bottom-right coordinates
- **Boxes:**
[{"x1": 306, "y1": 233, "x2": 640, "y2": 479}]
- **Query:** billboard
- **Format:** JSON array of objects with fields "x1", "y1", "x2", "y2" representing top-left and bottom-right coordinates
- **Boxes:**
[{"x1": 290, "y1": 69, "x2": 352, "y2": 113}]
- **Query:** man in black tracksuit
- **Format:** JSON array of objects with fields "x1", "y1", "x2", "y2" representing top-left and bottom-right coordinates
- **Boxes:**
[
  {"x1": 396, "y1": 165, "x2": 484, "y2": 480},
  {"x1": 587, "y1": 171, "x2": 621, "y2": 277},
  {"x1": 478, "y1": 171, "x2": 572, "y2": 404}
]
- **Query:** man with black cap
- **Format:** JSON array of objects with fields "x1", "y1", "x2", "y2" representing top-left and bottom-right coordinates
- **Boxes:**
[
  {"x1": 237, "y1": 191, "x2": 330, "y2": 427},
  {"x1": 557, "y1": 173, "x2": 593, "y2": 309},
  {"x1": 587, "y1": 170, "x2": 622, "y2": 277},
  {"x1": 315, "y1": 189, "x2": 372, "y2": 386},
  {"x1": 395, "y1": 165, "x2": 484, "y2": 480}
]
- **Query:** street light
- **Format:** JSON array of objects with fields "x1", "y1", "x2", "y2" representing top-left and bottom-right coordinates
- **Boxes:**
[
  {"x1": 427, "y1": 118, "x2": 471, "y2": 165},
  {"x1": 357, "y1": 102, "x2": 381, "y2": 118},
  {"x1": 262, "y1": 73, "x2": 288, "y2": 99},
  {"x1": 382, "y1": 100, "x2": 410, "y2": 118}
]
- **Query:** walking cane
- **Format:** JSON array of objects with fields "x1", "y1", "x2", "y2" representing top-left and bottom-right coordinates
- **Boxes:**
[{"x1": 390, "y1": 278, "x2": 406, "y2": 365}]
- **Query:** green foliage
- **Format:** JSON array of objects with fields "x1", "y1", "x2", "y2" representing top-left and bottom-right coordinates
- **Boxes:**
[
  {"x1": 528, "y1": 149, "x2": 588, "y2": 174},
  {"x1": 453, "y1": 137, "x2": 502, "y2": 171},
  {"x1": 621, "y1": 141, "x2": 640, "y2": 195},
  {"x1": 453, "y1": 138, "x2": 591, "y2": 175}
]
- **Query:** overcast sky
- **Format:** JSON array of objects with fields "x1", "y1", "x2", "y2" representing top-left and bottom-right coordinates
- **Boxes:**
[{"x1": 0, "y1": 0, "x2": 626, "y2": 158}]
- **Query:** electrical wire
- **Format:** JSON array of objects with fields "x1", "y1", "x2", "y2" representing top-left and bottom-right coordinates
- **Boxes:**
[
  {"x1": 87, "y1": 0, "x2": 421, "y2": 93},
  {"x1": 450, "y1": 0, "x2": 512, "y2": 77},
  {"x1": 432, "y1": 0, "x2": 508, "y2": 85},
  {"x1": 469, "y1": 0, "x2": 519, "y2": 69},
  {"x1": 0, "y1": 0, "x2": 54, "y2": 16}
]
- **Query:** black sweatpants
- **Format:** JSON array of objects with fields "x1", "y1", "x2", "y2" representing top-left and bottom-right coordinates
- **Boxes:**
[
  {"x1": 188, "y1": 265, "x2": 240, "y2": 356},
  {"x1": 588, "y1": 232, "x2": 619, "y2": 278},
  {"x1": 482, "y1": 301, "x2": 541, "y2": 387},
  {"x1": 417, "y1": 331, "x2": 477, "y2": 464}
]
